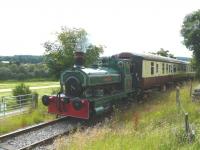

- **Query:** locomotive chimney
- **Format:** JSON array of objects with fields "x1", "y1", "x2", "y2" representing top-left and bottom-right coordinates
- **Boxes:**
[{"x1": 74, "y1": 51, "x2": 85, "y2": 68}]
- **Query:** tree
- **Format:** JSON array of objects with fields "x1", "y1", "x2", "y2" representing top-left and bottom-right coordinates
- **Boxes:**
[
  {"x1": 151, "y1": 48, "x2": 175, "y2": 58},
  {"x1": 85, "y1": 45, "x2": 103, "y2": 66},
  {"x1": 44, "y1": 27, "x2": 104, "y2": 78},
  {"x1": 181, "y1": 10, "x2": 200, "y2": 73},
  {"x1": 0, "y1": 67, "x2": 12, "y2": 80}
]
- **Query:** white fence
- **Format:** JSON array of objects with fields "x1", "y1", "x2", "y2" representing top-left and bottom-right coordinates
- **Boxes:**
[{"x1": 0, "y1": 94, "x2": 37, "y2": 118}]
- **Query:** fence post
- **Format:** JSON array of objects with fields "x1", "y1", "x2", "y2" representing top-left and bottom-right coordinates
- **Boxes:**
[
  {"x1": 1, "y1": 97, "x2": 3, "y2": 114},
  {"x1": 176, "y1": 86, "x2": 180, "y2": 110},
  {"x1": 34, "y1": 94, "x2": 38, "y2": 108},
  {"x1": 31, "y1": 94, "x2": 34, "y2": 108},
  {"x1": 19, "y1": 95, "x2": 22, "y2": 112},
  {"x1": 190, "y1": 80, "x2": 192, "y2": 97},
  {"x1": 185, "y1": 113, "x2": 189, "y2": 135},
  {"x1": 2, "y1": 97, "x2": 5, "y2": 116}
]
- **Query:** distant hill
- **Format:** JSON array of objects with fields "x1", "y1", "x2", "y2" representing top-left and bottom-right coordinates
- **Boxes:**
[
  {"x1": 0, "y1": 55, "x2": 44, "y2": 64},
  {"x1": 176, "y1": 57, "x2": 191, "y2": 62}
]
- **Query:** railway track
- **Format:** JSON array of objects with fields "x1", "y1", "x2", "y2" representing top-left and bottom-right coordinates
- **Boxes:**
[
  {"x1": 0, "y1": 117, "x2": 78, "y2": 150},
  {"x1": 0, "y1": 106, "x2": 119, "y2": 150}
]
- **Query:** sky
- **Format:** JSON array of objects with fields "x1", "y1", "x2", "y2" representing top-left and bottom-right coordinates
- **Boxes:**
[{"x1": 0, "y1": 0, "x2": 199, "y2": 57}]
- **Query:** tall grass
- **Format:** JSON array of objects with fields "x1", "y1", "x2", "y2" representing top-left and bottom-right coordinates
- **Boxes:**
[{"x1": 55, "y1": 81, "x2": 200, "y2": 150}]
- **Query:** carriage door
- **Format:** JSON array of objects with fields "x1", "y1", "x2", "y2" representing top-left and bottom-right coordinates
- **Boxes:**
[
  {"x1": 132, "y1": 61, "x2": 140, "y2": 90},
  {"x1": 124, "y1": 61, "x2": 132, "y2": 92}
]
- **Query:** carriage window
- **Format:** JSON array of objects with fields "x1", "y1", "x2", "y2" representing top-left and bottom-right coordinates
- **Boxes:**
[
  {"x1": 183, "y1": 65, "x2": 186, "y2": 72},
  {"x1": 173, "y1": 65, "x2": 176, "y2": 73},
  {"x1": 162, "y1": 63, "x2": 165, "y2": 74},
  {"x1": 166, "y1": 64, "x2": 168, "y2": 73},
  {"x1": 151, "y1": 62, "x2": 154, "y2": 75},
  {"x1": 178, "y1": 64, "x2": 180, "y2": 71},
  {"x1": 171, "y1": 65, "x2": 173, "y2": 73},
  {"x1": 181, "y1": 65, "x2": 184, "y2": 71},
  {"x1": 156, "y1": 64, "x2": 159, "y2": 73}
]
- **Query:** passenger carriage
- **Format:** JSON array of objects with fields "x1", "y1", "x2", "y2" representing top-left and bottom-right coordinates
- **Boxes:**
[{"x1": 114, "y1": 52, "x2": 195, "y2": 90}]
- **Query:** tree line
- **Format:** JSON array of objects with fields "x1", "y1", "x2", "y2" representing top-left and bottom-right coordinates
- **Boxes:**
[
  {"x1": 0, "y1": 55, "x2": 44, "y2": 64},
  {"x1": 0, "y1": 63, "x2": 50, "y2": 80}
]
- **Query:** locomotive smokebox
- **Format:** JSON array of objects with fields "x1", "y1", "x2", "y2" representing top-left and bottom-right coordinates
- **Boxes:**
[{"x1": 74, "y1": 51, "x2": 85, "y2": 68}]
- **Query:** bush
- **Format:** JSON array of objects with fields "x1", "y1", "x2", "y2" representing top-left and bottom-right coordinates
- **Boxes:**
[{"x1": 12, "y1": 83, "x2": 32, "y2": 104}]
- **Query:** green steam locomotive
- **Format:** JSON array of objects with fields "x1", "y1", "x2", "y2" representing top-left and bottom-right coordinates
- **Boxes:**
[{"x1": 42, "y1": 51, "x2": 194, "y2": 119}]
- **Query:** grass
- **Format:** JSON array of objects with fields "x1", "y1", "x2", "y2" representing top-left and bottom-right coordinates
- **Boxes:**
[
  {"x1": 0, "y1": 81, "x2": 59, "y2": 135},
  {"x1": 0, "y1": 108, "x2": 55, "y2": 134},
  {"x1": 55, "y1": 81, "x2": 200, "y2": 150}
]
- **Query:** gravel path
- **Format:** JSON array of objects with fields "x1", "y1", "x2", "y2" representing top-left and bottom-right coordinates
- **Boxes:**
[{"x1": 0, "y1": 120, "x2": 75, "y2": 149}]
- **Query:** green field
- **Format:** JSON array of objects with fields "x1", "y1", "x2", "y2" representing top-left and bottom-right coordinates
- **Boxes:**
[
  {"x1": 0, "y1": 81, "x2": 59, "y2": 97},
  {"x1": 0, "y1": 80, "x2": 59, "y2": 134},
  {"x1": 0, "y1": 80, "x2": 59, "y2": 89},
  {"x1": 55, "y1": 81, "x2": 200, "y2": 150}
]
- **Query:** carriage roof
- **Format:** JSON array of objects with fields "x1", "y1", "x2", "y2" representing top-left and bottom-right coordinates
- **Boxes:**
[{"x1": 113, "y1": 52, "x2": 189, "y2": 64}]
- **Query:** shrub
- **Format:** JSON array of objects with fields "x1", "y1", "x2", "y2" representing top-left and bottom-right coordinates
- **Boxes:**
[{"x1": 12, "y1": 83, "x2": 32, "y2": 104}]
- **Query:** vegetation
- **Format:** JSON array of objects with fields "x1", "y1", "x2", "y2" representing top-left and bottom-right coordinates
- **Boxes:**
[
  {"x1": 0, "y1": 63, "x2": 50, "y2": 80},
  {"x1": 12, "y1": 83, "x2": 31, "y2": 96},
  {"x1": 12, "y1": 83, "x2": 32, "y2": 104},
  {"x1": 0, "y1": 105, "x2": 55, "y2": 134},
  {"x1": 151, "y1": 48, "x2": 175, "y2": 58},
  {"x1": 44, "y1": 27, "x2": 104, "y2": 78},
  {"x1": 0, "y1": 55, "x2": 44, "y2": 64},
  {"x1": 0, "y1": 85, "x2": 58, "y2": 134},
  {"x1": 181, "y1": 10, "x2": 200, "y2": 75},
  {"x1": 55, "y1": 81, "x2": 200, "y2": 150}
]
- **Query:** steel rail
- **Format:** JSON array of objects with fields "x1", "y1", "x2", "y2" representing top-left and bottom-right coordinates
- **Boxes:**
[
  {"x1": 18, "y1": 129, "x2": 73, "y2": 150},
  {"x1": 0, "y1": 117, "x2": 69, "y2": 150}
]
